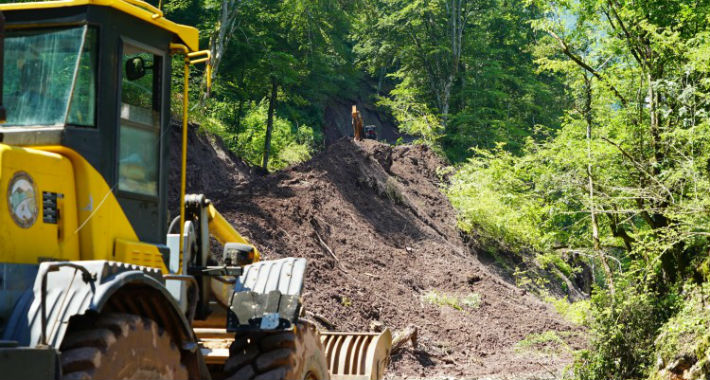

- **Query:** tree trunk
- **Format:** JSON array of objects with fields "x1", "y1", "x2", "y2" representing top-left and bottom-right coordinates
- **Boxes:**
[
  {"x1": 583, "y1": 75, "x2": 615, "y2": 295},
  {"x1": 202, "y1": 0, "x2": 240, "y2": 104},
  {"x1": 440, "y1": 0, "x2": 466, "y2": 127},
  {"x1": 648, "y1": 72, "x2": 662, "y2": 172},
  {"x1": 231, "y1": 98, "x2": 244, "y2": 147},
  {"x1": 377, "y1": 67, "x2": 386, "y2": 95},
  {"x1": 262, "y1": 77, "x2": 278, "y2": 171}
]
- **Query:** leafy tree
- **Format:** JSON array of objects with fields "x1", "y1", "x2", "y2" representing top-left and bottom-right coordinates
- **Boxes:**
[
  {"x1": 354, "y1": 0, "x2": 568, "y2": 161},
  {"x1": 448, "y1": 0, "x2": 710, "y2": 377}
]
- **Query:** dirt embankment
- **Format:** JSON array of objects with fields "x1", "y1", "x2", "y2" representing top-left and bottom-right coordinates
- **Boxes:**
[{"x1": 171, "y1": 125, "x2": 584, "y2": 378}]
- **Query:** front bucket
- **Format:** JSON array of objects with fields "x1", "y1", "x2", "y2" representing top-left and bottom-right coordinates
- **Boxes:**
[{"x1": 320, "y1": 330, "x2": 392, "y2": 380}]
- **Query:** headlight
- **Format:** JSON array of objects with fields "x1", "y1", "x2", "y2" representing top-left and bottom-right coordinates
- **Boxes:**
[{"x1": 7, "y1": 171, "x2": 38, "y2": 228}]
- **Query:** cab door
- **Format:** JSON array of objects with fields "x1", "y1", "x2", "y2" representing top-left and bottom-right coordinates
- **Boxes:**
[{"x1": 116, "y1": 40, "x2": 165, "y2": 243}]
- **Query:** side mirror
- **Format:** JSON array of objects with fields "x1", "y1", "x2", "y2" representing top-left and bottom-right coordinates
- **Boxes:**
[{"x1": 125, "y1": 56, "x2": 146, "y2": 81}]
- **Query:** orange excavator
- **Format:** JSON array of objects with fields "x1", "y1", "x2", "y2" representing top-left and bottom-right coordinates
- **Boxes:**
[{"x1": 352, "y1": 106, "x2": 377, "y2": 140}]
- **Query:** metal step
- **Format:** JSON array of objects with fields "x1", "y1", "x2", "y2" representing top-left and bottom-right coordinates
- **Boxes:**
[{"x1": 195, "y1": 327, "x2": 232, "y2": 365}]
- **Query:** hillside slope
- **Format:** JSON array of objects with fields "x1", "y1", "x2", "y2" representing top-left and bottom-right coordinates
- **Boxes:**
[{"x1": 170, "y1": 125, "x2": 584, "y2": 378}]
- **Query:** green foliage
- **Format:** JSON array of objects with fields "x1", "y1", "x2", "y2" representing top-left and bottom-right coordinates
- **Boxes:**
[
  {"x1": 651, "y1": 284, "x2": 710, "y2": 379},
  {"x1": 572, "y1": 279, "x2": 680, "y2": 380},
  {"x1": 193, "y1": 100, "x2": 314, "y2": 171},
  {"x1": 376, "y1": 81, "x2": 444, "y2": 146},
  {"x1": 353, "y1": 0, "x2": 568, "y2": 161},
  {"x1": 232, "y1": 100, "x2": 313, "y2": 170},
  {"x1": 164, "y1": 0, "x2": 355, "y2": 170},
  {"x1": 545, "y1": 296, "x2": 590, "y2": 326},
  {"x1": 447, "y1": 143, "x2": 552, "y2": 252},
  {"x1": 460, "y1": 293, "x2": 482, "y2": 309},
  {"x1": 537, "y1": 253, "x2": 575, "y2": 278}
]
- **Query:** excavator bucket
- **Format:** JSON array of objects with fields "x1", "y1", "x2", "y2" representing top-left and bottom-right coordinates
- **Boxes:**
[{"x1": 320, "y1": 330, "x2": 393, "y2": 380}]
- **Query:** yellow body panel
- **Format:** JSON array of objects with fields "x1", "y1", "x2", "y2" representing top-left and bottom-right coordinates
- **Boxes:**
[
  {"x1": 0, "y1": 0, "x2": 199, "y2": 51},
  {"x1": 0, "y1": 144, "x2": 80, "y2": 263},
  {"x1": 0, "y1": 144, "x2": 165, "y2": 272},
  {"x1": 114, "y1": 239, "x2": 168, "y2": 272}
]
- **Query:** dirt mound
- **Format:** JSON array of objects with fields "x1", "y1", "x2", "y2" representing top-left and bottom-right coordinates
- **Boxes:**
[
  {"x1": 168, "y1": 123, "x2": 256, "y2": 209},
  {"x1": 187, "y1": 138, "x2": 585, "y2": 378},
  {"x1": 170, "y1": 124, "x2": 584, "y2": 378}
]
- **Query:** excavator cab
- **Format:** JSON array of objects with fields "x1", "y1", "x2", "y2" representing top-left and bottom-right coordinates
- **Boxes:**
[{"x1": 0, "y1": 1, "x2": 391, "y2": 379}]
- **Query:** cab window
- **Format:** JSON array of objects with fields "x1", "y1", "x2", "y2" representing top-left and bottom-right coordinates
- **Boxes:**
[
  {"x1": 3, "y1": 26, "x2": 97, "y2": 127},
  {"x1": 118, "y1": 43, "x2": 161, "y2": 196}
]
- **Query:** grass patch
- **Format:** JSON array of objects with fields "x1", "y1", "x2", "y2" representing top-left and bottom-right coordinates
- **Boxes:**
[
  {"x1": 423, "y1": 290, "x2": 481, "y2": 311},
  {"x1": 544, "y1": 295, "x2": 590, "y2": 325},
  {"x1": 516, "y1": 331, "x2": 568, "y2": 355}
]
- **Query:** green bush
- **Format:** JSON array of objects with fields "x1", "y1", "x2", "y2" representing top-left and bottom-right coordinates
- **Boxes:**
[
  {"x1": 544, "y1": 295, "x2": 590, "y2": 325},
  {"x1": 192, "y1": 99, "x2": 315, "y2": 171},
  {"x1": 446, "y1": 144, "x2": 549, "y2": 251},
  {"x1": 571, "y1": 279, "x2": 680, "y2": 380},
  {"x1": 650, "y1": 284, "x2": 710, "y2": 379},
  {"x1": 516, "y1": 330, "x2": 568, "y2": 356}
]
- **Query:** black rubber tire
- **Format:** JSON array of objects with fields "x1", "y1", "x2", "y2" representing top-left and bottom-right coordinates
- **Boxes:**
[
  {"x1": 59, "y1": 313, "x2": 188, "y2": 380},
  {"x1": 224, "y1": 321, "x2": 329, "y2": 380}
]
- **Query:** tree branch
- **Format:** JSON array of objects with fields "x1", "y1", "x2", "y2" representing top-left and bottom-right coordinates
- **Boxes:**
[
  {"x1": 547, "y1": 30, "x2": 628, "y2": 107},
  {"x1": 601, "y1": 137, "x2": 675, "y2": 203}
]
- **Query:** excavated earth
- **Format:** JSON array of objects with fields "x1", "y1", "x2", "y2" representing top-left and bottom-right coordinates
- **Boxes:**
[{"x1": 170, "y1": 125, "x2": 585, "y2": 379}]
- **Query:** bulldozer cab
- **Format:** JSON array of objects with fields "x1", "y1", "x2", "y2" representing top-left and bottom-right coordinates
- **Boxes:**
[{"x1": 1, "y1": 1, "x2": 196, "y2": 245}]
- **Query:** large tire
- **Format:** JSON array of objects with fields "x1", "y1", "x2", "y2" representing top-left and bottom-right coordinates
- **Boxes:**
[
  {"x1": 59, "y1": 313, "x2": 188, "y2": 380},
  {"x1": 225, "y1": 321, "x2": 329, "y2": 380}
]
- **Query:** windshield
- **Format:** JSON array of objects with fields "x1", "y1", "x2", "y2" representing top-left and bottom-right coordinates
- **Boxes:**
[{"x1": 3, "y1": 26, "x2": 96, "y2": 127}]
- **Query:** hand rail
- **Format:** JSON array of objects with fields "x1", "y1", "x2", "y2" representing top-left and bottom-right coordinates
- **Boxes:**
[
  {"x1": 119, "y1": 0, "x2": 163, "y2": 19},
  {"x1": 169, "y1": 44, "x2": 212, "y2": 271}
]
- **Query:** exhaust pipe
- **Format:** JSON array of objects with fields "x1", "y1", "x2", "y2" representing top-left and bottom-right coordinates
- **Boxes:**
[{"x1": 320, "y1": 330, "x2": 392, "y2": 380}]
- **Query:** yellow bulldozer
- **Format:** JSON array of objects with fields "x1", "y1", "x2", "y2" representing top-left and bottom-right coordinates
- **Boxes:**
[{"x1": 0, "y1": 1, "x2": 391, "y2": 379}]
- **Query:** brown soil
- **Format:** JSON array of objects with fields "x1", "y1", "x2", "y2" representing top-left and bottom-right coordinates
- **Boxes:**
[{"x1": 170, "y1": 125, "x2": 585, "y2": 379}]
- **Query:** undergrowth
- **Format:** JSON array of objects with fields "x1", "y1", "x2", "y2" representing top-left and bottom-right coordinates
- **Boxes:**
[{"x1": 189, "y1": 99, "x2": 316, "y2": 172}]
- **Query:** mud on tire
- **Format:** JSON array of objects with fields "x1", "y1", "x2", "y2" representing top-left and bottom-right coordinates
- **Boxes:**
[
  {"x1": 60, "y1": 313, "x2": 188, "y2": 380},
  {"x1": 225, "y1": 321, "x2": 329, "y2": 380}
]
